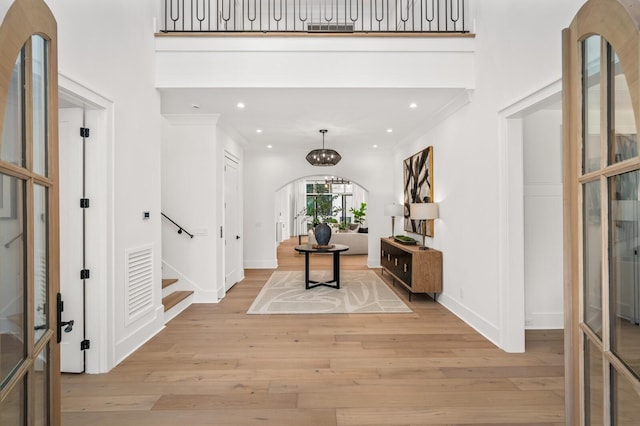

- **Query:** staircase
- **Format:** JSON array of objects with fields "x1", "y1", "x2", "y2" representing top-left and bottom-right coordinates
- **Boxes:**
[{"x1": 161, "y1": 278, "x2": 194, "y2": 323}]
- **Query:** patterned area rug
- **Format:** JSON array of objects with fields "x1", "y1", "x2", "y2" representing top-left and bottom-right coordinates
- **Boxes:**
[{"x1": 247, "y1": 270, "x2": 412, "y2": 314}]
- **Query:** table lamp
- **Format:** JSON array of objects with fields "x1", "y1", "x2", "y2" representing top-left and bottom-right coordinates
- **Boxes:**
[
  {"x1": 410, "y1": 203, "x2": 439, "y2": 250},
  {"x1": 384, "y1": 203, "x2": 404, "y2": 238}
]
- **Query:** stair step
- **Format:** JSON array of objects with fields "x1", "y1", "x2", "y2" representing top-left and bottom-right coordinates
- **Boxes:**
[
  {"x1": 162, "y1": 278, "x2": 178, "y2": 289},
  {"x1": 162, "y1": 290, "x2": 193, "y2": 312}
]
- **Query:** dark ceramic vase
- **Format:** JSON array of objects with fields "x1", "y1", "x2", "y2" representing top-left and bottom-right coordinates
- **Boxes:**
[{"x1": 314, "y1": 223, "x2": 332, "y2": 245}]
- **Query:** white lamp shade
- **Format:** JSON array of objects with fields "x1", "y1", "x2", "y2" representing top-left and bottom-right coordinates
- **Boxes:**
[
  {"x1": 384, "y1": 203, "x2": 404, "y2": 217},
  {"x1": 410, "y1": 203, "x2": 439, "y2": 220}
]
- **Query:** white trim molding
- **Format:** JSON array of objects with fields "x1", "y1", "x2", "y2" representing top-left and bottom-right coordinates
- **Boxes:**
[{"x1": 497, "y1": 79, "x2": 562, "y2": 353}]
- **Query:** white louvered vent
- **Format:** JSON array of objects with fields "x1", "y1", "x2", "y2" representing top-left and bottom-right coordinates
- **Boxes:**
[{"x1": 126, "y1": 246, "x2": 154, "y2": 324}]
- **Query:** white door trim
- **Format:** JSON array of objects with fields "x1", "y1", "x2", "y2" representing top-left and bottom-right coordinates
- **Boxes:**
[
  {"x1": 497, "y1": 79, "x2": 562, "y2": 352},
  {"x1": 224, "y1": 152, "x2": 242, "y2": 291},
  {"x1": 59, "y1": 73, "x2": 115, "y2": 373}
]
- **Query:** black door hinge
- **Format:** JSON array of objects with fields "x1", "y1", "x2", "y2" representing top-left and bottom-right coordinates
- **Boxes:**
[
  {"x1": 80, "y1": 127, "x2": 90, "y2": 138},
  {"x1": 80, "y1": 269, "x2": 90, "y2": 280},
  {"x1": 80, "y1": 340, "x2": 90, "y2": 350},
  {"x1": 80, "y1": 198, "x2": 90, "y2": 208}
]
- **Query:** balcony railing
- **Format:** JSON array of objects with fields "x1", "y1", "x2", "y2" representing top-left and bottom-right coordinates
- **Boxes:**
[{"x1": 161, "y1": 0, "x2": 469, "y2": 34}]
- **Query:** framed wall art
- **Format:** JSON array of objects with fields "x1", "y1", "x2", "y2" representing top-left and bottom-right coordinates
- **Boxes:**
[{"x1": 403, "y1": 146, "x2": 434, "y2": 236}]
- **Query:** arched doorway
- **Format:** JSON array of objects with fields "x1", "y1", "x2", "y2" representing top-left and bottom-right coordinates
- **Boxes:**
[
  {"x1": 0, "y1": 0, "x2": 61, "y2": 423},
  {"x1": 563, "y1": 0, "x2": 640, "y2": 422},
  {"x1": 275, "y1": 175, "x2": 369, "y2": 249}
]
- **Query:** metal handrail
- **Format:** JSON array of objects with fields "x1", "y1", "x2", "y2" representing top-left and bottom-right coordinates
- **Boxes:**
[
  {"x1": 161, "y1": 0, "x2": 468, "y2": 34},
  {"x1": 161, "y1": 212, "x2": 195, "y2": 238},
  {"x1": 4, "y1": 232, "x2": 23, "y2": 248}
]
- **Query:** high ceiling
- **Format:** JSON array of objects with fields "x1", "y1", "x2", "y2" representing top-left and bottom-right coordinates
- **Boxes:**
[{"x1": 159, "y1": 87, "x2": 468, "y2": 154}]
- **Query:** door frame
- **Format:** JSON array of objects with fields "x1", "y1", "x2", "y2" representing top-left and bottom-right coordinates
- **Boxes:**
[
  {"x1": 224, "y1": 151, "x2": 242, "y2": 292},
  {"x1": 498, "y1": 79, "x2": 563, "y2": 353},
  {"x1": 58, "y1": 74, "x2": 115, "y2": 374},
  {"x1": 563, "y1": 0, "x2": 640, "y2": 423},
  {"x1": 0, "y1": 0, "x2": 60, "y2": 423}
]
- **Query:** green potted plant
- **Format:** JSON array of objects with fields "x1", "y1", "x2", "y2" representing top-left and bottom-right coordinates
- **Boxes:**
[{"x1": 349, "y1": 202, "x2": 367, "y2": 232}]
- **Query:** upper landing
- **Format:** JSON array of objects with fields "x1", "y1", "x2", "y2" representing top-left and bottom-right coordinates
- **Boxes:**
[{"x1": 155, "y1": 0, "x2": 475, "y2": 90}]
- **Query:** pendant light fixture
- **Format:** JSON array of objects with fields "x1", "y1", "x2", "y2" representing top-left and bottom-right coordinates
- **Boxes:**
[{"x1": 306, "y1": 129, "x2": 341, "y2": 166}]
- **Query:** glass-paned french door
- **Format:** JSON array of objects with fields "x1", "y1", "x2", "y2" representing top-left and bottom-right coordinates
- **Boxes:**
[
  {"x1": 0, "y1": 29, "x2": 58, "y2": 425},
  {"x1": 578, "y1": 34, "x2": 640, "y2": 424}
]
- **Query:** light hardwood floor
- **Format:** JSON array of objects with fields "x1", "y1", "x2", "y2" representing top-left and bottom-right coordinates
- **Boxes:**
[{"x1": 61, "y1": 237, "x2": 565, "y2": 425}]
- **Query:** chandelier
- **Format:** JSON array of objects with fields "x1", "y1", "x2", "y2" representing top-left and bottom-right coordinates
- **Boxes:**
[{"x1": 306, "y1": 129, "x2": 341, "y2": 166}]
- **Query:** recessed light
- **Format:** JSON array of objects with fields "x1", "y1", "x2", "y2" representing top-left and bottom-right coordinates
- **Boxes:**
[
  {"x1": 267, "y1": 145, "x2": 272, "y2": 149},
  {"x1": 409, "y1": 102, "x2": 417, "y2": 109},
  {"x1": 387, "y1": 128, "x2": 393, "y2": 133},
  {"x1": 237, "y1": 102, "x2": 245, "y2": 109},
  {"x1": 256, "y1": 129, "x2": 262, "y2": 133},
  {"x1": 373, "y1": 144, "x2": 378, "y2": 148}
]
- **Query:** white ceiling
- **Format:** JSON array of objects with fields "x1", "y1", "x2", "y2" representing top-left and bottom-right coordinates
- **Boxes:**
[{"x1": 159, "y1": 88, "x2": 467, "y2": 153}]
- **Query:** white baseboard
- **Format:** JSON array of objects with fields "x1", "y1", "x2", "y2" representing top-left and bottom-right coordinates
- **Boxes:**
[
  {"x1": 244, "y1": 259, "x2": 278, "y2": 269},
  {"x1": 162, "y1": 260, "x2": 222, "y2": 302},
  {"x1": 437, "y1": 292, "x2": 500, "y2": 347},
  {"x1": 525, "y1": 312, "x2": 564, "y2": 329},
  {"x1": 164, "y1": 292, "x2": 195, "y2": 323},
  {"x1": 115, "y1": 306, "x2": 165, "y2": 366}
]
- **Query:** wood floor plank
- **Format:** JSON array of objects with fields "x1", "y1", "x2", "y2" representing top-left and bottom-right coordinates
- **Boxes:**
[
  {"x1": 152, "y1": 392, "x2": 297, "y2": 410},
  {"x1": 300, "y1": 389, "x2": 562, "y2": 409},
  {"x1": 336, "y1": 406, "x2": 564, "y2": 425},
  {"x1": 62, "y1": 395, "x2": 161, "y2": 412},
  {"x1": 62, "y1": 409, "x2": 337, "y2": 426},
  {"x1": 61, "y1": 237, "x2": 566, "y2": 425}
]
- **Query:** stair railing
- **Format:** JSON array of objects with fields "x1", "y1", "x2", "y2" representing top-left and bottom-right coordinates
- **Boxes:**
[
  {"x1": 161, "y1": 212, "x2": 194, "y2": 238},
  {"x1": 4, "y1": 232, "x2": 23, "y2": 248}
]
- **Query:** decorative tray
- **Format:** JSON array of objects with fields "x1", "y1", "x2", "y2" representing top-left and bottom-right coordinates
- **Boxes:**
[
  {"x1": 393, "y1": 236, "x2": 417, "y2": 245},
  {"x1": 312, "y1": 244, "x2": 335, "y2": 249}
]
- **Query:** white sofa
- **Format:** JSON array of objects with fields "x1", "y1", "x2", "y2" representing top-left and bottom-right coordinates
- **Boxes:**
[{"x1": 307, "y1": 228, "x2": 368, "y2": 255}]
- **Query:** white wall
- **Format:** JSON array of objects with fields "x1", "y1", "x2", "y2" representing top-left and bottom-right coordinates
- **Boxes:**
[
  {"x1": 42, "y1": 0, "x2": 163, "y2": 366},
  {"x1": 392, "y1": 0, "x2": 585, "y2": 348},
  {"x1": 244, "y1": 147, "x2": 393, "y2": 268},
  {"x1": 523, "y1": 109, "x2": 564, "y2": 329},
  {"x1": 156, "y1": 37, "x2": 475, "y2": 89},
  {"x1": 161, "y1": 115, "x2": 220, "y2": 302}
]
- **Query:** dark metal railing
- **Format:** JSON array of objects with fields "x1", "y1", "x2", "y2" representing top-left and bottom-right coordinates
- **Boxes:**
[
  {"x1": 161, "y1": 212, "x2": 195, "y2": 238},
  {"x1": 161, "y1": 0, "x2": 468, "y2": 33},
  {"x1": 4, "y1": 232, "x2": 23, "y2": 248}
]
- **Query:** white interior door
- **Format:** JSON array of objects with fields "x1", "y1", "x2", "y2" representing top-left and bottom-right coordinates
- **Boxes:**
[
  {"x1": 58, "y1": 107, "x2": 85, "y2": 372},
  {"x1": 224, "y1": 156, "x2": 240, "y2": 292}
]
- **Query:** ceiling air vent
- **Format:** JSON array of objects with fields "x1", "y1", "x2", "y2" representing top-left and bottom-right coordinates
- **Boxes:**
[{"x1": 307, "y1": 23, "x2": 354, "y2": 32}]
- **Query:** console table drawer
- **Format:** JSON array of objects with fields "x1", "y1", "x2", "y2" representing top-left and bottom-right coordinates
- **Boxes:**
[{"x1": 380, "y1": 238, "x2": 442, "y2": 298}]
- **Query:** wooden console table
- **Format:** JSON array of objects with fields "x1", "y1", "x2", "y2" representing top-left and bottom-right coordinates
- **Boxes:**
[{"x1": 380, "y1": 238, "x2": 442, "y2": 301}]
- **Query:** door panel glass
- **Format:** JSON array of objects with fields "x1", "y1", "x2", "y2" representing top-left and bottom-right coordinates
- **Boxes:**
[
  {"x1": 584, "y1": 180, "x2": 603, "y2": 337},
  {"x1": 32, "y1": 35, "x2": 48, "y2": 177},
  {"x1": 34, "y1": 184, "x2": 48, "y2": 344},
  {"x1": 609, "y1": 170, "x2": 640, "y2": 378},
  {"x1": 585, "y1": 338, "x2": 604, "y2": 425},
  {"x1": 0, "y1": 174, "x2": 26, "y2": 385},
  {"x1": 583, "y1": 35, "x2": 602, "y2": 174},
  {"x1": 0, "y1": 48, "x2": 25, "y2": 167},
  {"x1": 612, "y1": 367, "x2": 640, "y2": 424},
  {"x1": 0, "y1": 376, "x2": 25, "y2": 425},
  {"x1": 34, "y1": 344, "x2": 49, "y2": 426},
  {"x1": 609, "y1": 50, "x2": 637, "y2": 165}
]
